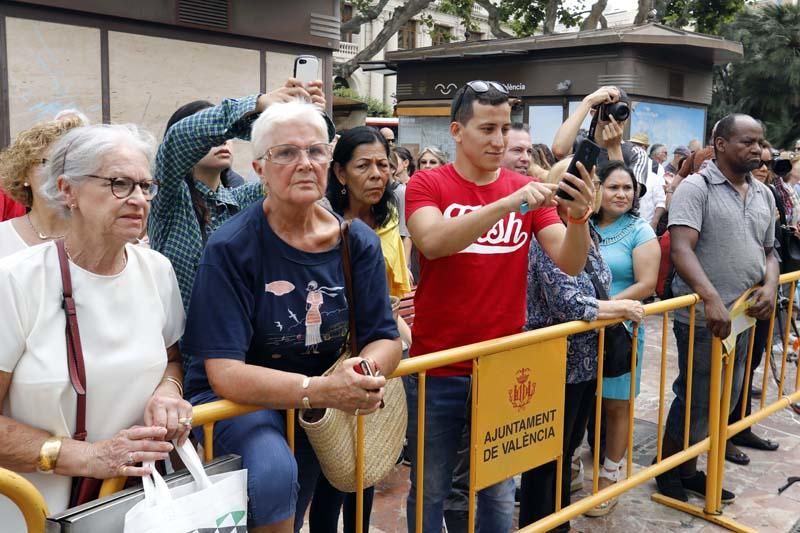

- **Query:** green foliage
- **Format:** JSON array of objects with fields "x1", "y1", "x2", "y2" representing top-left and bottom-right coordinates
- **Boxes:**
[
  {"x1": 710, "y1": 4, "x2": 800, "y2": 148},
  {"x1": 662, "y1": 0, "x2": 750, "y2": 35},
  {"x1": 437, "y1": 0, "x2": 584, "y2": 37},
  {"x1": 333, "y1": 87, "x2": 394, "y2": 117},
  {"x1": 437, "y1": 0, "x2": 481, "y2": 33}
]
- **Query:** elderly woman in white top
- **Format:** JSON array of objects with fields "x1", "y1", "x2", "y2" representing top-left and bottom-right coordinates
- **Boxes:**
[{"x1": 0, "y1": 123, "x2": 190, "y2": 529}]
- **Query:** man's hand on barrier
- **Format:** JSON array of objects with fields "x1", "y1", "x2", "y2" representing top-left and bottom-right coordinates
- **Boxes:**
[
  {"x1": 747, "y1": 283, "x2": 778, "y2": 321},
  {"x1": 705, "y1": 296, "x2": 732, "y2": 339}
]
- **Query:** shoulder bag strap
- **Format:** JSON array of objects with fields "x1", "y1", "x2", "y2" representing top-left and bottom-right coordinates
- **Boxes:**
[
  {"x1": 340, "y1": 221, "x2": 358, "y2": 357},
  {"x1": 583, "y1": 259, "x2": 610, "y2": 301},
  {"x1": 55, "y1": 239, "x2": 88, "y2": 441}
]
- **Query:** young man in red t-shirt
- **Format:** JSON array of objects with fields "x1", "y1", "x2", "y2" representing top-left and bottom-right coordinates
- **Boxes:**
[{"x1": 405, "y1": 81, "x2": 596, "y2": 532}]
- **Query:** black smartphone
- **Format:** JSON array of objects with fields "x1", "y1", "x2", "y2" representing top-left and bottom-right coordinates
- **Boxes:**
[{"x1": 557, "y1": 139, "x2": 600, "y2": 201}]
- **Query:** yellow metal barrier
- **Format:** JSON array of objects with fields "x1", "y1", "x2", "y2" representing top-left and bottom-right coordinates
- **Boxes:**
[
  {"x1": 0, "y1": 467, "x2": 48, "y2": 533},
  {"x1": 9, "y1": 274, "x2": 796, "y2": 533}
]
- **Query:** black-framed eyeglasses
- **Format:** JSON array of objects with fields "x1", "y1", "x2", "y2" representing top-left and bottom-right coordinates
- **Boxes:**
[
  {"x1": 758, "y1": 160, "x2": 771, "y2": 169},
  {"x1": 84, "y1": 175, "x2": 158, "y2": 199},
  {"x1": 450, "y1": 80, "x2": 509, "y2": 122},
  {"x1": 258, "y1": 143, "x2": 332, "y2": 165}
]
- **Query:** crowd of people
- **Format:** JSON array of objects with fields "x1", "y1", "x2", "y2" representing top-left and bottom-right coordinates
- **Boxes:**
[{"x1": 0, "y1": 77, "x2": 794, "y2": 533}]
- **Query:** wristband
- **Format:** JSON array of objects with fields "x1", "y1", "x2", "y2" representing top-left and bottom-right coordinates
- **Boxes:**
[
  {"x1": 568, "y1": 206, "x2": 593, "y2": 225},
  {"x1": 302, "y1": 376, "x2": 313, "y2": 409},
  {"x1": 37, "y1": 436, "x2": 63, "y2": 474}
]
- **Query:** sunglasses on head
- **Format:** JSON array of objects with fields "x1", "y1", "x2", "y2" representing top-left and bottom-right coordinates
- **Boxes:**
[{"x1": 451, "y1": 80, "x2": 509, "y2": 122}]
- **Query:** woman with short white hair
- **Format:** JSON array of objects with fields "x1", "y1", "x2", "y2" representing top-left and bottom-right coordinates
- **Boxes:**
[
  {"x1": 0, "y1": 124, "x2": 190, "y2": 530},
  {"x1": 182, "y1": 100, "x2": 401, "y2": 533}
]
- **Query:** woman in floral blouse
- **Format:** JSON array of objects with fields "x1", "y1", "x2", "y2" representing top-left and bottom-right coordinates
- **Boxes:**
[{"x1": 518, "y1": 158, "x2": 644, "y2": 532}]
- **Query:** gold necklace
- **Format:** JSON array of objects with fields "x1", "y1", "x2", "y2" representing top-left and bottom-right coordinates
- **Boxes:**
[
  {"x1": 64, "y1": 244, "x2": 128, "y2": 270},
  {"x1": 27, "y1": 214, "x2": 64, "y2": 240}
]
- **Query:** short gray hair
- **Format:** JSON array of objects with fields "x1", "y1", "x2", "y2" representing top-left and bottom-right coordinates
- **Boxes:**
[
  {"x1": 42, "y1": 123, "x2": 156, "y2": 215},
  {"x1": 251, "y1": 99, "x2": 328, "y2": 160}
]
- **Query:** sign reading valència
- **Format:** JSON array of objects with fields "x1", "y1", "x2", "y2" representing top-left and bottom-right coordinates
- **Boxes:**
[
  {"x1": 433, "y1": 81, "x2": 527, "y2": 96},
  {"x1": 471, "y1": 339, "x2": 566, "y2": 491}
]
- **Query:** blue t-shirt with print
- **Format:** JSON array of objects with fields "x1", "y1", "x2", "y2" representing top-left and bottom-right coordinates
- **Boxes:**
[{"x1": 183, "y1": 201, "x2": 398, "y2": 400}]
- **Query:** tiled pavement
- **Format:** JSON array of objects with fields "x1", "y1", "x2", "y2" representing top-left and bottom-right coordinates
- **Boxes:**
[{"x1": 304, "y1": 314, "x2": 800, "y2": 532}]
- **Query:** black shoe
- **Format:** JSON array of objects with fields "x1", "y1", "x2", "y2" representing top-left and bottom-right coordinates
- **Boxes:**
[
  {"x1": 654, "y1": 461, "x2": 688, "y2": 502},
  {"x1": 730, "y1": 431, "x2": 779, "y2": 451},
  {"x1": 681, "y1": 471, "x2": 735, "y2": 503}
]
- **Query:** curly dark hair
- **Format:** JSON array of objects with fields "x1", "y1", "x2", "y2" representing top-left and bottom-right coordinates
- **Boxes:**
[
  {"x1": 326, "y1": 126, "x2": 397, "y2": 229},
  {"x1": 592, "y1": 160, "x2": 640, "y2": 219}
]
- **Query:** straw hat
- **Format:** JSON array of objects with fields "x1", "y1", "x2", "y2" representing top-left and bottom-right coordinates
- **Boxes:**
[{"x1": 629, "y1": 132, "x2": 650, "y2": 146}]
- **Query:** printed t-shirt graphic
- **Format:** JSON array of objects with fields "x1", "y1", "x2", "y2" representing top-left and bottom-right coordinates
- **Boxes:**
[
  {"x1": 182, "y1": 203, "x2": 397, "y2": 400},
  {"x1": 405, "y1": 164, "x2": 561, "y2": 376}
]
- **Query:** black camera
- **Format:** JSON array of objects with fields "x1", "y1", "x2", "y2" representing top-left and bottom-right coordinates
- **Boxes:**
[
  {"x1": 595, "y1": 88, "x2": 630, "y2": 122},
  {"x1": 773, "y1": 158, "x2": 792, "y2": 176}
]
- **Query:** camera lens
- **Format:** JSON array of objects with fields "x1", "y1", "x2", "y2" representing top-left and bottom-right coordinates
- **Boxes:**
[
  {"x1": 299, "y1": 59, "x2": 307, "y2": 64},
  {"x1": 774, "y1": 159, "x2": 792, "y2": 176},
  {"x1": 611, "y1": 102, "x2": 630, "y2": 122}
]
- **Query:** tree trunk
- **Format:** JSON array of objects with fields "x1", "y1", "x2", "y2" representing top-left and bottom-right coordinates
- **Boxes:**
[
  {"x1": 334, "y1": 0, "x2": 435, "y2": 80},
  {"x1": 544, "y1": 0, "x2": 559, "y2": 34},
  {"x1": 634, "y1": 0, "x2": 654, "y2": 24},
  {"x1": 475, "y1": 0, "x2": 514, "y2": 39},
  {"x1": 340, "y1": 0, "x2": 392, "y2": 37},
  {"x1": 653, "y1": 0, "x2": 668, "y2": 21},
  {"x1": 580, "y1": 0, "x2": 608, "y2": 31}
]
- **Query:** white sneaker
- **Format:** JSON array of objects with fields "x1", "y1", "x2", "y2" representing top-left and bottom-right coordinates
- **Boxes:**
[{"x1": 570, "y1": 457, "x2": 584, "y2": 493}]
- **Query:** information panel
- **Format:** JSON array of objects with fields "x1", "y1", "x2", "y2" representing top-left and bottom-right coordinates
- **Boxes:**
[{"x1": 472, "y1": 338, "x2": 567, "y2": 491}]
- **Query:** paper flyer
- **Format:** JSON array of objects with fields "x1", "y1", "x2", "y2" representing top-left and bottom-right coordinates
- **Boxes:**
[{"x1": 723, "y1": 298, "x2": 756, "y2": 354}]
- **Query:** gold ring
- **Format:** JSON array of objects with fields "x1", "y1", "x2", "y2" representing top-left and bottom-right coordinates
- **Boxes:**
[
  {"x1": 354, "y1": 408, "x2": 360, "y2": 416},
  {"x1": 178, "y1": 417, "x2": 193, "y2": 426},
  {"x1": 365, "y1": 391, "x2": 369, "y2": 403}
]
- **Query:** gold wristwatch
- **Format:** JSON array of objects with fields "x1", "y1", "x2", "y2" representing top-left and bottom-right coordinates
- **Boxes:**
[{"x1": 37, "y1": 436, "x2": 64, "y2": 474}]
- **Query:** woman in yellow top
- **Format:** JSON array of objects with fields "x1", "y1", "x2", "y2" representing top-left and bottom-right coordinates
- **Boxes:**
[
  {"x1": 318, "y1": 125, "x2": 410, "y2": 533},
  {"x1": 327, "y1": 126, "x2": 410, "y2": 298}
]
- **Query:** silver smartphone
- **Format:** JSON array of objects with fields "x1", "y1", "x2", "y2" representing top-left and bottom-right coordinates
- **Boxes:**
[{"x1": 293, "y1": 55, "x2": 320, "y2": 84}]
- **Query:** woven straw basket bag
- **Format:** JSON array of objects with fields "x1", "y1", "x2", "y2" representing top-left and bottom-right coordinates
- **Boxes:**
[
  {"x1": 299, "y1": 222, "x2": 407, "y2": 492},
  {"x1": 299, "y1": 364, "x2": 406, "y2": 492}
]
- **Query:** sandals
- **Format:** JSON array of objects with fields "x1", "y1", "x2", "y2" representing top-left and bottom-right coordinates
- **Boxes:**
[{"x1": 585, "y1": 458, "x2": 622, "y2": 518}]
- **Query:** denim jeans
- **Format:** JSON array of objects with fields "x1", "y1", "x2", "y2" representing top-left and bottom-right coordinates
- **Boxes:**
[
  {"x1": 665, "y1": 321, "x2": 750, "y2": 445},
  {"x1": 406, "y1": 375, "x2": 515, "y2": 533},
  {"x1": 190, "y1": 391, "x2": 325, "y2": 531}
]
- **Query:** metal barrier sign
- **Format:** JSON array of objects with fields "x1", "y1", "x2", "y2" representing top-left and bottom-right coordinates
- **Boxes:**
[{"x1": 471, "y1": 338, "x2": 566, "y2": 490}]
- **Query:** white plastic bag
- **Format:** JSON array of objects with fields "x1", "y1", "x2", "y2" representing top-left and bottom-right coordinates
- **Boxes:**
[{"x1": 124, "y1": 440, "x2": 248, "y2": 533}]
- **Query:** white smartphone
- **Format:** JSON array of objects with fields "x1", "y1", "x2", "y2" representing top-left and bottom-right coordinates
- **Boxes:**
[{"x1": 293, "y1": 55, "x2": 320, "y2": 84}]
